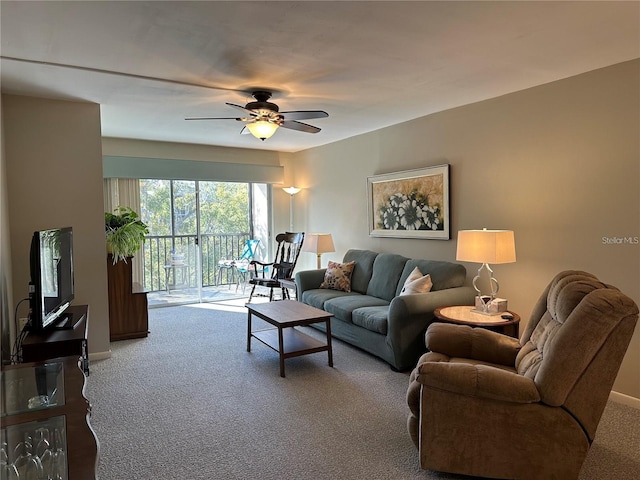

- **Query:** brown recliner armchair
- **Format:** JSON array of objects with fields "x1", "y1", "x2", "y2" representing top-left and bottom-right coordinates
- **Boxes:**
[{"x1": 406, "y1": 270, "x2": 638, "y2": 480}]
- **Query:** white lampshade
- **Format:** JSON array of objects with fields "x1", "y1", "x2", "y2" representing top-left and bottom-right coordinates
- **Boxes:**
[
  {"x1": 246, "y1": 120, "x2": 278, "y2": 140},
  {"x1": 302, "y1": 233, "x2": 335, "y2": 255},
  {"x1": 456, "y1": 229, "x2": 516, "y2": 264},
  {"x1": 282, "y1": 186, "x2": 301, "y2": 196},
  {"x1": 302, "y1": 233, "x2": 335, "y2": 269}
]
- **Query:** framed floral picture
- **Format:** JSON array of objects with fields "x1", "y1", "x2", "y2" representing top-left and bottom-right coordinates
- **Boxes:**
[{"x1": 367, "y1": 164, "x2": 450, "y2": 239}]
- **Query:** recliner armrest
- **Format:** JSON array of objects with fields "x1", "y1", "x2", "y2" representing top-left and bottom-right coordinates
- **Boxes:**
[
  {"x1": 425, "y1": 323, "x2": 521, "y2": 366},
  {"x1": 417, "y1": 362, "x2": 540, "y2": 404}
]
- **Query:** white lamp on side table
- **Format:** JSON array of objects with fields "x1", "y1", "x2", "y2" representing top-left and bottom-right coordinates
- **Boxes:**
[
  {"x1": 302, "y1": 233, "x2": 335, "y2": 269},
  {"x1": 456, "y1": 228, "x2": 516, "y2": 315}
]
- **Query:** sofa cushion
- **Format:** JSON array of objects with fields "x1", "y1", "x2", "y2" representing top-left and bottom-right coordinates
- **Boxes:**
[
  {"x1": 342, "y1": 249, "x2": 378, "y2": 294},
  {"x1": 397, "y1": 259, "x2": 467, "y2": 295},
  {"x1": 301, "y1": 289, "x2": 357, "y2": 311},
  {"x1": 352, "y1": 306, "x2": 390, "y2": 335},
  {"x1": 400, "y1": 267, "x2": 433, "y2": 296},
  {"x1": 366, "y1": 253, "x2": 408, "y2": 301},
  {"x1": 320, "y1": 260, "x2": 356, "y2": 292},
  {"x1": 324, "y1": 295, "x2": 390, "y2": 323}
]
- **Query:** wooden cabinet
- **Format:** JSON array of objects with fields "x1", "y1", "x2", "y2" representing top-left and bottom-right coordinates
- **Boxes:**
[
  {"x1": 22, "y1": 305, "x2": 90, "y2": 375},
  {"x1": 1, "y1": 356, "x2": 99, "y2": 480},
  {"x1": 107, "y1": 254, "x2": 149, "y2": 341}
]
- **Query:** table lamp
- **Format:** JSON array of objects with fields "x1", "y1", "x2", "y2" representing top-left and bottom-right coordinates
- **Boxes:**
[
  {"x1": 456, "y1": 228, "x2": 516, "y2": 315},
  {"x1": 302, "y1": 233, "x2": 335, "y2": 269}
]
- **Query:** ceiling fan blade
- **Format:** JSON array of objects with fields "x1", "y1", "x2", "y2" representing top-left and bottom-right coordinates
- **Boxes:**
[
  {"x1": 280, "y1": 120, "x2": 321, "y2": 134},
  {"x1": 226, "y1": 102, "x2": 257, "y2": 116},
  {"x1": 185, "y1": 117, "x2": 247, "y2": 121},
  {"x1": 240, "y1": 126, "x2": 251, "y2": 135},
  {"x1": 279, "y1": 110, "x2": 329, "y2": 121}
]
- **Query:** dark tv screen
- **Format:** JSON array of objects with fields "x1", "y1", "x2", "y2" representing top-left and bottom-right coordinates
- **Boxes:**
[{"x1": 29, "y1": 227, "x2": 75, "y2": 331}]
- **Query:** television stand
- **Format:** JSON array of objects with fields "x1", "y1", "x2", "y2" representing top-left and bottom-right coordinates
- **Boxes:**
[
  {"x1": 21, "y1": 304, "x2": 90, "y2": 375},
  {"x1": 53, "y1": 311, "x2": 81, "y2": 330}
]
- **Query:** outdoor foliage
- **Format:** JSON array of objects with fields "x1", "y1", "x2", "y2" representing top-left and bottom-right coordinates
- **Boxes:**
[
  {"x1": 139, "y1": 180, "x2": 249, "y2": 235},
  {"x1": 138, "y1": 180, "x2": 252, "y2": 291}
]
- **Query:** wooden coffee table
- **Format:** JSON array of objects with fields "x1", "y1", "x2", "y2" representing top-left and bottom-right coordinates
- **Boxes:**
[{"x1": 246, "y1": 300, "x2": 334, "y2": 377}]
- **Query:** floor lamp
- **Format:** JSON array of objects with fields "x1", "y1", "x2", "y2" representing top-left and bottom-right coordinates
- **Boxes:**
[
  {"x1": 302, "y1": 233, "x2": 335, "y2": 269},
  {"x1": 282, "y1": 187, "x2": 301, "y2": 231}
]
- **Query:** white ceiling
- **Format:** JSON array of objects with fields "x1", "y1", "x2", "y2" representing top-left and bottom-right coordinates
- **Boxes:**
[{"x1": 1, "y1": 1, "x2": 638, "y2": 153}]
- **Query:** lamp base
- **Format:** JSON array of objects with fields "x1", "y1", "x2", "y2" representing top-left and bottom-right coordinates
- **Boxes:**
[{"x1": 473, "y1": 296, "x2": 508, "y2": 315}]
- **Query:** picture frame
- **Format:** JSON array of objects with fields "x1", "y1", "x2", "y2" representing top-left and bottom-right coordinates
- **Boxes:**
[{"x1": 367, "y1": 164, "x2": 450, "y2": 239}]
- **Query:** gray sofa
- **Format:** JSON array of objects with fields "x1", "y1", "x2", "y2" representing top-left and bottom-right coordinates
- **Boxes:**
[{"x1": 295, "y1": 249, "x2": 476, "y2": 371}]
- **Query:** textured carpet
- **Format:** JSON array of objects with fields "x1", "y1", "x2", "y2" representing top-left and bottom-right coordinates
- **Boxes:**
[{"x1": 86, "y1": 303, "x2": 640, "y2": 480}]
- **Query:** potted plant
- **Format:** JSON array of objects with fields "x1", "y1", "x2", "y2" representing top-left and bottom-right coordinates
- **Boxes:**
[{"x1": 105, "y1": 206, "x2": 149, "y2": 264}]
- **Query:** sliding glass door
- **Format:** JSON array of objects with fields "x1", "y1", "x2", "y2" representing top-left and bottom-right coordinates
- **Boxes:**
[{"x1": 140, "y1": 179, "x2": 263, "y2": 306}]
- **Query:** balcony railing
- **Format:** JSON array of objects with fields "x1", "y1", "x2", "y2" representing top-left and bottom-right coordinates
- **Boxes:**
[{"x1": 142, "y1": 233, "x2": 251, "y2": 292}]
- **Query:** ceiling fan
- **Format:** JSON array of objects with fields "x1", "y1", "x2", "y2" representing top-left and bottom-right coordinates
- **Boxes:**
[{"x1": 185, "y1": 90, "x2": 329, "y2": 140}]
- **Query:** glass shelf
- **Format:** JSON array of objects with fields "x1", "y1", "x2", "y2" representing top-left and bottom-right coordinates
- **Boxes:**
[
  {"x1": 1, "y1": 415, "x2": 68, "y2": 480},
  {"x1": 1, "y1": 362, "x2": 65, "y2": 417}
]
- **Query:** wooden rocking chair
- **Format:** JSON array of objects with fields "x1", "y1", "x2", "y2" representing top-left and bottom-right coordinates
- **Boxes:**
[{"x1": 247, "y1": 232, "x2": 305, "y2": 302}]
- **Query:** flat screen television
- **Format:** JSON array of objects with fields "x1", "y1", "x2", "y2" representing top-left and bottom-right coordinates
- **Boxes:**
[{"x1": 28, "y1": 226, "x2": 75, "y2": 331}]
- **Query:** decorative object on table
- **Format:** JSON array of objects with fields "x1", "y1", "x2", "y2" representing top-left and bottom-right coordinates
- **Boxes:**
[
  {"x1": 456, "y1": 228, "x2": 516, "y2": 315},
  {"x1": 104, "y1": 206, "x2": 149, "y2": 264},
  {"x1": 367, "y1": 164, "x2": 449, "y2": 239},
  {"x1": 301, "y1": 233, "x2": 335, "y2": 269},
  {"x1": 169, "y1": 250, "x2": 185, "y2": 265},
  {"x1": 282, "y1": 186, "x2": 301, "y2": 231},
  {"x1": 247, "y1": 232, "x2": 305, "y2": 302},
  {"x1": 475, "y1": 296, "x2": 508, "y2": 314}
]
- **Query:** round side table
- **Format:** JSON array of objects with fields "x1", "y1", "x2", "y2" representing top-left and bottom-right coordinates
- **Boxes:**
[{"x1": 434, "y1": 306, "x2": 520, "y2": 338}]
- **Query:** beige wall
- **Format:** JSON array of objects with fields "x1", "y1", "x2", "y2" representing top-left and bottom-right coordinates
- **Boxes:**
[
  {"x1": 293, "y1": 60, "x2": 640, "y2": 399},
  {"x1": 102, "y1": 137, "x2": 284, "y2": 166},
  {"x1": 1, "y1": 96, "x2": 14, "y2": 363},
  {"x1": 3, "y1": 94, "x2": 110, "y2": 357}
]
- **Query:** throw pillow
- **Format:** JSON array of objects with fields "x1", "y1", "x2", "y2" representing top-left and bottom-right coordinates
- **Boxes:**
[
  {"x1": 320, "y1": 261, "x2": 356, "y2": 292},
  {"x1": 400, "y1": 266, "x2": 433, "y2": 296}
]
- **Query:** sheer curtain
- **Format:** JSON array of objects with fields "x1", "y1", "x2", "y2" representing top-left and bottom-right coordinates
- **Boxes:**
[{"x1": 104, "y1": 178, "x2": 144, "y2": 290}]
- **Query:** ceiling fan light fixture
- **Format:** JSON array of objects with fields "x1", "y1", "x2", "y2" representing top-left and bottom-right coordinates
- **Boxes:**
[{"x1": 247, "y1": 120, "x2": 278, "y2": 140}]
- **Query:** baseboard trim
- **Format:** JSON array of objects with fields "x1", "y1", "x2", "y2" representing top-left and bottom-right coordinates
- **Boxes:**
[
  {"x1": 89, "y1": 350, "x2": 112, "y2": 362},
  {"x1": 610, "y1": 390, "x2": 640, "y2": 409}
]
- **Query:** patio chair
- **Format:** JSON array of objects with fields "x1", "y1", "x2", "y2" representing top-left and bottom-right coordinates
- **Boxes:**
[
  {"x1": 247, "y1": 232, "x2": 305, "y2": 302},
  {"x1": 217, "y1": 239, "x2": 260, "y2": 292}
]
